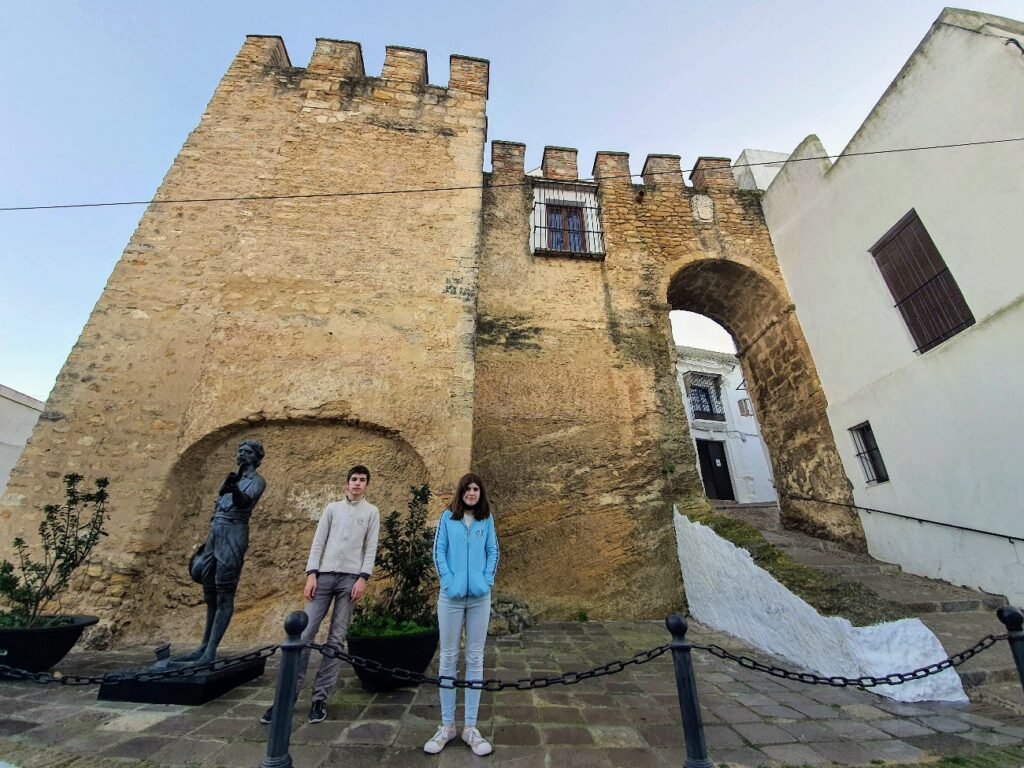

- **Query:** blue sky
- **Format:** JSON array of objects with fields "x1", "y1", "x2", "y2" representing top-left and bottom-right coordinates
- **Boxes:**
[{"x1": 2, "y1": 0, "x2": 1021, "y2": 401}]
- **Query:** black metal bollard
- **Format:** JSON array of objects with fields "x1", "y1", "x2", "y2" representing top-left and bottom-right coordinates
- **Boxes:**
[
  {"x1": 997, "y1": 606, "x2": 1024, "y2": 697},
  {"x1": 260, "y1": 611, "x2": 309, "y2": 768},
  {"x1": 666, "y1": 614, "x2": 714, "y2": 768}
]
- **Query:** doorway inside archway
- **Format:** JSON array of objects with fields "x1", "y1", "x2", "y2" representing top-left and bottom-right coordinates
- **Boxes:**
[
  {"x1": 671, "y1": 310, "x2": 779, "y2": 509},
  {"x1": 665, "y1": 260, "x2": 862, "y2": 544}
]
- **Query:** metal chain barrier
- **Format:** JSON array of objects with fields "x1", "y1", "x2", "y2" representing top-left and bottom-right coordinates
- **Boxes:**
[
  {"x1": 0, "y1": 630, "x2": 1009, "y2": 693},
  {"x1": 0, "y1": 645, "x2": 279, "y2": 686},
  {"x1": 690, "y1": 633, "x2": 1007, "y2": 688},
  {"x1": 310, "y1": 641, "x2": 671, "y2": 691}
]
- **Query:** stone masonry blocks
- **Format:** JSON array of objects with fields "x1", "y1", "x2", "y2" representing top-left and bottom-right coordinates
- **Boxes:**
[
  {"x1": 642, "y1": 154, "x2": 684, "y2": 189},
  {"x1": 449, "y1": 55, "x2": 490, "y2": 97},
  {"x1": 491, "y1": 141, "x2": 526, "y2": 179},
  {"x1": 382, "y1": 46, "x2": 428, "y2": 84},
  {"x1": 691, "y1": 157, "x2": 736, "y2": 191},
  {"x1": 542, "y1": 146, "x2": 578, "y2": 180},
  {"x1": 592, "y1": 151, "x2": 631, "y2": 185},
  {"x1": 4, "y1": 30, "x2": 863, "y2": 639},
  {"x1": 308, "y1": 38, "x2": 364, "y2": 78}
]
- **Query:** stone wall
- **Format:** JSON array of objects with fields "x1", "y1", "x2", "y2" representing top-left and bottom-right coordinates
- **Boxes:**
[
  {"x1": 1, "y1": 33, "x2": 863, "y2": 640},
  {"x1": 474, "y1": 145, "x2": 862, "y2": 620},
  {"x1": 0, "y1": 36, "x2": 489, "y2": 642}
]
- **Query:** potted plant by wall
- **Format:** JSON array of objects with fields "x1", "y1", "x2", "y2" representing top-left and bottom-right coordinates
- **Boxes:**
[
  {"x1": 347, "y1": 483, "x2": 439, "y2": 692},
  {"x1": 0, "y1": 473, "x2": 109, "y2": 672}
]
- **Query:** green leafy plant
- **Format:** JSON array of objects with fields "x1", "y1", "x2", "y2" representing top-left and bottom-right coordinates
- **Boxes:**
[
  {"x1": 0, "y1": 474, "x2": 109, "y2": 629},
  {"x1": 349, "y1": 484, "x2": 436, "y2": 638}
]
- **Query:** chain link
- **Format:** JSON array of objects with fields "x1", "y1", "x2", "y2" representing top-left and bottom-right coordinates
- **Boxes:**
[
  {"x1": 690, "y1": 633, "x2": 1007, "y2": 688},
  {"x1": 310, "y1": 641, "x2": 671, "y2": 691},
  {"x1": 0, "y1": 630, "x2": 1009, "y2": 693},
  {"x1": 0, "y1": 645, "x2": 279, "y2": 686}
]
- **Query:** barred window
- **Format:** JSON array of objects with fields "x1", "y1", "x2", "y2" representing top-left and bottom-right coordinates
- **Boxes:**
[
  {"x1": 547, "y1": 204, "x2": 585, "y2": 253},
  {"x1": 850, "y1": 422, "x2": 888, "y2": 484},
  {"x1": 870, "y1": 210, "x2": 974, "y2": 353},
  {"x1": 685, "y1": 373, "x2": 726, "y2": 422},
  {"x1": 531, "y1": 182, "x2": 604, "y2": 258}
]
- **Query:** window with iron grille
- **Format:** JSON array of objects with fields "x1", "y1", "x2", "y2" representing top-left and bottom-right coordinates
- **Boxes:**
[
  {"x1": 869, "y1": 210, "x2": 974, "y2": 353},
  {"x1": 685, "y1": 373, "x2": 726, "y2": 421},
  {"x1": 850, "y1": 422, "x2": 888, "y2": 484},
  {"x1": 531, "y1": 182, "x2": 604, "y2": 257}
]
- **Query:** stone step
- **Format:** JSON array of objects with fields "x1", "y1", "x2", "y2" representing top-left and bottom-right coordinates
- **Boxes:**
[
  {"x1": 765, "y1": 539, "x2": 904, "y2": 576},
  {"x1": 918, "y1": 610, "x2": 1019, "y2": 689},
  {"x1": 711, "y1": 500, "x2": 781, "y2": 531},
  {"x1": 751, "y1": 524, "x2": 1019, "y2": 698},
  {"x1": 854, "y1": 572, "x2": 1008, "y2": 614},
  {"x1": 976, "y1": 680, "x2": 1024, "y2": 714}
]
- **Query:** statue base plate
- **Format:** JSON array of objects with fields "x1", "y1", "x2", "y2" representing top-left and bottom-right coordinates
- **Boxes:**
[{"x1": 97, "y1": 657, "x2": 267, "y2": 705}]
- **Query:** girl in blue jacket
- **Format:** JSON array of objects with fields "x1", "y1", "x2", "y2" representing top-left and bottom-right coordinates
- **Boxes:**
[{"x1": 424, "y1": 472, "x2": 499, "y2": 757}]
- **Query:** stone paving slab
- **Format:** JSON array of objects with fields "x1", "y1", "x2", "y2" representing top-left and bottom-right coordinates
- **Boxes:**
[{"x1": 1, "y1": 619, "x2": 1024, "y2": 766}]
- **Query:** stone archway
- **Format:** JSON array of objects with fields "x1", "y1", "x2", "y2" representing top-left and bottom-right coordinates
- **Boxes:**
[
  {"x1": 666, "y1": 258, "x2": 863, "y2": 545},
  {"x1": 117, "y1": 417, "x2": 429, "y2": 645}
]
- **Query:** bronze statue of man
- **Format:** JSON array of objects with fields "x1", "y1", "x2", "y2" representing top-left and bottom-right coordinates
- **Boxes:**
[{"x1": 178, "y1": 438, "x2": 267, "y2": 665}]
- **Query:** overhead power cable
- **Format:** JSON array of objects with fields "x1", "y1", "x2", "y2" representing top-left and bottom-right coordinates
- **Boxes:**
[{"x1": 1, "y1": 136, "x2": 1021, "y2": 213}]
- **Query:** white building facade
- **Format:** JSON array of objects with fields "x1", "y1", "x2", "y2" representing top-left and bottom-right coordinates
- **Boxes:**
[
  {"x1": 675, "y1": 346, "x2": 777, "y2": 506},
  {"x1": 0, "y1": 384, "x2": 44, "y2": 497},
  {"x1": 756, "y1": 9, "x2": 1024, "y2": 605}
]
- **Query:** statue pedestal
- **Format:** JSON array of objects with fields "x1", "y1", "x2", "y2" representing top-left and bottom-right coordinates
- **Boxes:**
[{"x1": 97, "y1": 656, "x2": 267, "y2": 705}]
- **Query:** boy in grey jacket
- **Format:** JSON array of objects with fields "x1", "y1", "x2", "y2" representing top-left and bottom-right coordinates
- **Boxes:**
[{"x1": 261, "y1": 465, "x2": 380, "y2": 725}]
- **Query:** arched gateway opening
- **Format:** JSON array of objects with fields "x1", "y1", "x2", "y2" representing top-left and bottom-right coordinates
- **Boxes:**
[{"x1": 666, "y1": 258, "x2": 863, "y2": 544}]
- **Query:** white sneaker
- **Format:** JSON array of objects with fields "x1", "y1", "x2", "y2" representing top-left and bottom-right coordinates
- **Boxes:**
[
  {"x1": 462, "y1": 726, "x2": 493, "y2": 756},
  {"x1": 423, "y1": 724, "x2": 457, "y2": 754}
]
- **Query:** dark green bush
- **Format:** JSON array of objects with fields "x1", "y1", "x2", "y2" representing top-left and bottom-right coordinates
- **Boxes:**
[
  {"x1": 0, "y1": 474, "x2": 109, "y2": 628},
  {"x1": 349, "y1": 484, "x2": 436, "y2": 638}
]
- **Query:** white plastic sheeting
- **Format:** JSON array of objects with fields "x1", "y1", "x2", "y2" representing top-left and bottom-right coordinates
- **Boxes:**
[{"x1": 674, "y1": 510, "x2": 967, "y2": 703}]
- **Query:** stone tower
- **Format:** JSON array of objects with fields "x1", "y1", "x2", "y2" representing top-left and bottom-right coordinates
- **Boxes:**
[
  {"x1": 1, "y1": 35, "x2": 861, "y2": 643},
  {"x1": 0, "y1": 36, "x2": 490, "y2": 642}
]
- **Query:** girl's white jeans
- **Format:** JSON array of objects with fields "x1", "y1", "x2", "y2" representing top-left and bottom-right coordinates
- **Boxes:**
[{"x1": 437, "y1": 591, "x2": 491, "y2": 726}]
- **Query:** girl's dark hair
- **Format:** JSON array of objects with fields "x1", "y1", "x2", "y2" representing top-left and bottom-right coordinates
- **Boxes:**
[{"x1": 449, "y1": 472, "x2": 491, "y2": 521}]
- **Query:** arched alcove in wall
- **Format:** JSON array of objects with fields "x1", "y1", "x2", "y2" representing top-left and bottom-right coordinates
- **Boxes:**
[
  {"x1": 667, "y1": 258, "x2": 863, "y2": 543},
  {"x1": 120, "y1": 417, "x2": 429, "y2": 645}
]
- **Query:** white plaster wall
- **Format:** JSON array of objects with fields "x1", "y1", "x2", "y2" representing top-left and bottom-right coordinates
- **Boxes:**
[
  {"x1": 760, "y1": 11, "x2": 1024, "y2": 604},
  {"x1": 732, "y1": 149, "x2": 789, "y2": 192},
  {"x1": 676, "y1": 347, "x2": 777, "y2": 505},
  {"x1": 0, "y1": 385, "x2": 44, "y2": 497}
]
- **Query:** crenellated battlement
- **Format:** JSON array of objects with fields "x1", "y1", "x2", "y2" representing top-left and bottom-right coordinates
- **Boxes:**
[
  {"x1": 225, "y1": 34, "x2": 489, "y2": 102},
  {"x1": 491, "y1": 142, "x2": 735, "y2": 192},
  {"x1": 308, "y1": 38, "x2": 364, "y2": 78}
]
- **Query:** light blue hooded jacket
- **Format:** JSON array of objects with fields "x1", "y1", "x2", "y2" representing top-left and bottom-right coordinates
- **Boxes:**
[{"x1": 433, "y1": 509, "x2": 499, "y2": 599}]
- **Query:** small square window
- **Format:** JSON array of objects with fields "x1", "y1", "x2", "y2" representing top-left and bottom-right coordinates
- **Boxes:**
[
  {"x1": 850, "y1": 422, "x2": 888, "y2": 484},
  {"x1": 685, "y1": 372, "x2": 726, "y2": 422},
  {"x1": 530, "y1": 182, "x2": 604, "y2": 257},
  {"x1": 738, "y1": 398, "x2": 753, "y2": 417}
]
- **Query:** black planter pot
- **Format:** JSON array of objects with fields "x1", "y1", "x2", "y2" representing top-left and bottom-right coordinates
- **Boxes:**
[
  {"x1": 347, "y1": 627, "x2": 439, "y2": 692},
  {"x1": 0, "y1": 615, "x2": 99, "y2": 673}
]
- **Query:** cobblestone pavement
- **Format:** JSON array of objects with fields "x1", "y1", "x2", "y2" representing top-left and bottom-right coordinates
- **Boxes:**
[{"x1": 2, "y1": 620, "x2": 1024, "y2": 767}]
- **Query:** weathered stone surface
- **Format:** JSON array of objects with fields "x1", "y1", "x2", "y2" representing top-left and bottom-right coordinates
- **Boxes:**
[
  {"x1": 0, "y1": 35, "x2": 487, "y2": 643},
  {"x1": 1, "y1": 32, "x2": 862, "y2": 640}
]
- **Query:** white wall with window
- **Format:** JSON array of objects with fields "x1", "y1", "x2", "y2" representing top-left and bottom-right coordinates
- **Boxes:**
[
  {"x1": 756, "y1": 9, "x2": 1024, "y2": 604},
  {"x1": 0, "y1": 384, "x2": 44, "y2": 497},
  {"x1": 529, "y1": 181, "x2": 604, "y2": 257},
  {"x1": 675, "y1": 346, "x2": 777, "y2": 506}
]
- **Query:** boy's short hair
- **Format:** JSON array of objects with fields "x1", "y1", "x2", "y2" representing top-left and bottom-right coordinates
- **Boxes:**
[{"x1": 347, "y1": 465, "x2": 371, "y2": 483}]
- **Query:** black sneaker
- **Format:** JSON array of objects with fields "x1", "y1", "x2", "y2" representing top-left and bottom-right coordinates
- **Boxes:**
[
  {"x1": 260, "y1": 705, "x2": 274, "y2": 725},
  {"x1": 309, "y1": 700, "x2": 327, "y2": 724}
]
